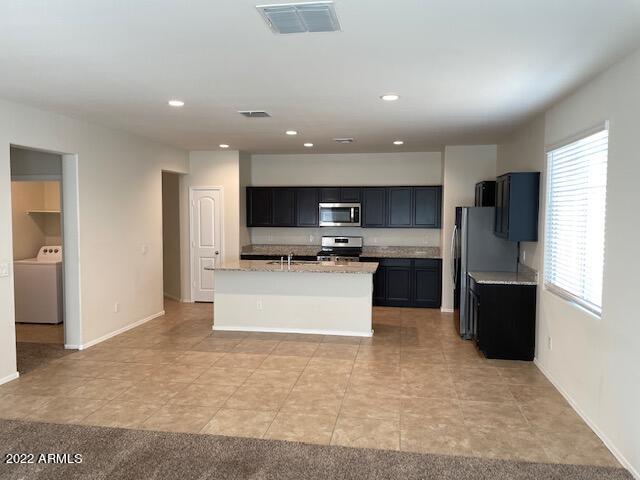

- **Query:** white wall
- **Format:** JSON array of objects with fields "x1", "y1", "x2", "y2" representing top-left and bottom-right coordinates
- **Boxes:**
[
  {"x1": 496, "y1": 48, "x2": 640, "y2": 477},
  {"x1": 182, "y1": 151, "x2": 243, "y2": 301},
  {"x1": 440, "y1": 145, "x2": 497, "y2": 311},
  {"x1": 0, "y1": 98, "x2": 188, "y2": 382},
  {"x1": 248, "y1": 152, "x2": 443, "y2": 247},
  {"x1": 238, "y1": 151, "x2": 252, "y2": 248}
]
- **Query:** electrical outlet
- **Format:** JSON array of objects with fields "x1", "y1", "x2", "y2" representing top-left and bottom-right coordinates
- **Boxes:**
[
  {"x1": 522, "y1": 250, "x2": 526, "y2": 262},
  {"x1": 547, "y1": 336, "x2": 552, "y2": 350},
  {"x1": 309, "y1": 235, "x2": 314, "y2": 243},
  {"x1": 141, "y1": 244, "x2": 148, "y2": 255},
  {"x1": 114, "y1": 302, "x2": 120, "y2": 313},
  {"x1": 256, "y1": 299, "x2": 263, "y2": 311},
  {"x1": 0, "y1": 262, "x2": 9, "y2": 278}
]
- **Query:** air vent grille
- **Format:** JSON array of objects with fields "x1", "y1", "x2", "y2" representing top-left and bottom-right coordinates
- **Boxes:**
[
  {"x1": 257, "y1": 1, "x2": 341, "y2": 34},
  {"x1": 238, "y1": 110, "x2": 271, "y2": 118},
  {"x1": 333, "y1": 137, "x2": 355, "y2": 144}
]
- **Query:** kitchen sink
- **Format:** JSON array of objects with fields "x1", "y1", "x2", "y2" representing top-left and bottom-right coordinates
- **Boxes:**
[{"x1": 266, "y1": 260, "x2": 320, "y2": 265}]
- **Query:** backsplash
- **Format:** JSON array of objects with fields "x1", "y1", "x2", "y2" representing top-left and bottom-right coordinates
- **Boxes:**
[{"x1": 249, "y1": 227, "x2": 441, "y2": 247}]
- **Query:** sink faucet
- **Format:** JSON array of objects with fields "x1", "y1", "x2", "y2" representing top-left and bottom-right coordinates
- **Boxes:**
[{"x1": 287, "y1": 252, "x2": 294, "y2": 268}]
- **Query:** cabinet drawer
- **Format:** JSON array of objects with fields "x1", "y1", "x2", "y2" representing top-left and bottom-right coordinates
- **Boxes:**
[{"x1": 379, "y1": 258, "x2": 412, "y2": 268}]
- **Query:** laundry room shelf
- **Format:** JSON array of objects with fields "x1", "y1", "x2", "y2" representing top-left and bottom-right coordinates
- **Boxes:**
[{"x1": 27, "y1": 210, "x2": 61, "y2": 214}]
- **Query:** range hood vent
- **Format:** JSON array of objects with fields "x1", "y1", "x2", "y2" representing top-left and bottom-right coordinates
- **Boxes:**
[
  {"x1": 257, "y1": 1, "x2": 341, "y2": 34},
  {"x1": 238, "y1": 110, "x2": 271, "y2": 118}
]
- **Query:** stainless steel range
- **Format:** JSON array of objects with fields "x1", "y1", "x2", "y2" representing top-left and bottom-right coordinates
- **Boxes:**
[{"x1": 317, "y1": 236, "x2": 362, "y2": 262}]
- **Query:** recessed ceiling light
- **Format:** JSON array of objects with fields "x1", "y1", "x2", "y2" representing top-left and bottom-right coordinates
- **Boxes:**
[
  {"x1": 219, "y1": 144, "x2": 230, "y2": 149},
  {"x1": 393, "y1": 140, "x2": 404, "y2": 145},
  {"x1": 285, "y1": 130, "x2": 298, "y2": 136},
  {"x1": 168, "y1": 99, "x2": 185, "y2": 107},
  {"x1": 304, "y1": 143, "x2": 314, "y2": 148},
  {"x1": 380, "y1": 94, "x2": 400, "y2": 102}
]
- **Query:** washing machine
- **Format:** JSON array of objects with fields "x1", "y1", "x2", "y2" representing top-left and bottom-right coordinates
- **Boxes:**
[{"x1": 14, "y1": 246, "x2": 63, "y2": 324}]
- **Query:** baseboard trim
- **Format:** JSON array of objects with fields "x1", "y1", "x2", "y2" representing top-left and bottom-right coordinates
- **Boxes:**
[
  {"x1": 76, "y1": 310, "x2": 165, "y2": 350},
  {"x1": 534, "y1": 358, "x2": 639, "y2": 479},
  {"x1": 212, "y1": 325, "x2": 372, "y2": 338},
  {"x1": 0, "y1": 372, "x2": 20, "y2": 386},
  {"x1": 440, "y1": 307, "x2": 454, "y2": 313}
]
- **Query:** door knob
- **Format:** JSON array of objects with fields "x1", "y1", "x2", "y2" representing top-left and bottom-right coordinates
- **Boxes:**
[{"x1": 215, "y1": 251, "x2": 220, "y2": 255}]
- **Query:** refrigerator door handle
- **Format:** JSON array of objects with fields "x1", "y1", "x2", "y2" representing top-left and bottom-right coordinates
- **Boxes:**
[{"x1": 450, "y1": 224, "x2": 457, "y2": 284}]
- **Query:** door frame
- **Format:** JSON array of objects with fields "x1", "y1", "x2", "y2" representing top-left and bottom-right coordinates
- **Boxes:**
[
  {"x1": 8, "y1": 147, "x2": 82, "y2": 353},
  {"x1": 189, "y1": 186, "x2": 225, "y2": 302}
]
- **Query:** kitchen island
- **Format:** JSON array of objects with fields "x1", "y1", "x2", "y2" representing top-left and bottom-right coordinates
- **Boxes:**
[{"x1": 207, "y1": 260, "x2": 378, "y2": 337}]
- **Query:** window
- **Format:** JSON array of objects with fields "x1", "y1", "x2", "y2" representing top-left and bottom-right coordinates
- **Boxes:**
[{"x1": 544, "y1": 127, "x2": 608, "y2": 316}]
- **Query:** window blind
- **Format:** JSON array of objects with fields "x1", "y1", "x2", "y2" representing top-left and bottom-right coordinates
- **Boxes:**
[{"x1": 544, "y1": 128, "x2": 608, "y2": 316}]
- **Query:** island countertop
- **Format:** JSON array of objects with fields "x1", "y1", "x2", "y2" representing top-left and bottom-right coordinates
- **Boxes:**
[{"x1": 207, "y1": 259, "x2": 378, "y2": 274}]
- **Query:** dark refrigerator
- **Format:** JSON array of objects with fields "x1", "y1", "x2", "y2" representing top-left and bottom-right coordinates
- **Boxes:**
[{"x1": 452, "y1": 207, "x2": 518, "y2": 339}]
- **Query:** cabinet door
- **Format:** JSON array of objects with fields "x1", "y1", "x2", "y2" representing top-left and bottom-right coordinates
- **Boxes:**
[
  {"x1": 340, "y1": 187, "x2": 361, "y2": 202},
  {"x1": 413, "y1": 259, "x2": 442, "y2": 307},
  {"x1": 362, "y1": 188, "x2": 386, "y2": 227},
  {"x1": 247, "y1": 187, "x2": 273, "y2": 226},
  {"x1": 320, "y1": 188, "x2": 341, "y2": 202},
  {"x1": 413, "y1": 186, "x2": 442, "y2": 228},
  {"x1": 273, "y1": 188, "x2": 296, "y2": 226},
  {"x1": 296, "y1": 188, "x2": 319, "y2": 227},
  {"x1": 373, "y1": 266, "x2": 386, "y2": 305},
  {"x1": 501, "y1": 176, "x2": 510, "y2": 236},
  {"x1": 385, "y1": 266, "x2": 412, "y2": 305},
  {"x1": 494, "y1": 178, "x2": 504, "y2": 236},
  {"x1": 387, "y1": 187, "x2": 413, "y2": 227}
]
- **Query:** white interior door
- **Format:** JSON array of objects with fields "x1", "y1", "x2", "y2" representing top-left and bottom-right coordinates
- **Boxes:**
[{"x1": 191, "y1": 188, "x2": 222, "y2": 302}]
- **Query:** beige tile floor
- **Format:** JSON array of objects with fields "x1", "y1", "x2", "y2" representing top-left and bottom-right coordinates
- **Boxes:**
[{"x1": 0, "y1": 300, "x2": 618, "y2": 467}]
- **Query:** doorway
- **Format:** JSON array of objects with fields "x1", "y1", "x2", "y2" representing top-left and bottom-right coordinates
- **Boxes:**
[
  {"x1": 190, "y1": 187, "x2": 223, "y2": 302},
  {"x1": 10, "y1": 147, "x2": 67, "y2": 373},
  {"x1": 162, "y1": 171, "x2": 182, "y2": 302},
  {"x1": 9, "y1": 146, "x2": 81, "y2": 375}
]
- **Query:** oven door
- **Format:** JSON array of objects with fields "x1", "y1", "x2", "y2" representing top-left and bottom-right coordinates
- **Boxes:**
[{"x1": 318, "y1": 203, "x2": 361, "y2": 227}]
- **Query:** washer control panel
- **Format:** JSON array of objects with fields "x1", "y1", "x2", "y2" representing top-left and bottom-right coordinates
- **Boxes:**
[{"x1": 36, "y1": 245, "x2": 63, "y2": 262}]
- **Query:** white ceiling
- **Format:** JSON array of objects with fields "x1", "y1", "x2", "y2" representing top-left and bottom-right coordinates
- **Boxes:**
[{"x1": 2, "y1": 0, "x2": 640, "y2": 153}]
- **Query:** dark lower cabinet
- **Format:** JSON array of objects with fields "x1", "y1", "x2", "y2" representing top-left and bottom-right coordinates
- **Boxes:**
[
  {"x1": 362, "y1": 257, "x2": 442, "y2": 308},
  {"x1": 469, "y1": 277, "x2": 536, "y2": 361},
  {"x1": 384, "y1": 259, "x2": 412, "y2": 305}
]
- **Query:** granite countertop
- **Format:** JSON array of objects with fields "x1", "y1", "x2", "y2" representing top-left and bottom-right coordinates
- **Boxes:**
[
  {"x1": 241, "y1": 244, "x2": 441, "y2": 259},
  {"x1": 207, "y1": 259, "x2": 378, "y2": 274},
  {"x1": 468, "y1": 268, "x2": 538, "y2": 286}
]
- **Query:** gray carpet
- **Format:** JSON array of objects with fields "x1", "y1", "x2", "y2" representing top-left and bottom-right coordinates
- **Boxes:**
[{"x1": 0, "y1": 419, "x2": 632, "y2": 480}]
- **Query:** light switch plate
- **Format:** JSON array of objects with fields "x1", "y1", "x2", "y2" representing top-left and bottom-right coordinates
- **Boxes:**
[{"x1": 0, "y1": 262, "x2": 9, "y2": 277}]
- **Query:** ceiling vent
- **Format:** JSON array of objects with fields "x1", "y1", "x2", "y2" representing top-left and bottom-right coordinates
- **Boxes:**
[
  {"x1": 238, "y1": 110, "x2": 271, "y2": 118},
  {"x1": 256, "y1": 1, "x2": 341, "y2": 34},
  {"x1": 333, "y1": 137, "x2": 354, "y2": 144}
]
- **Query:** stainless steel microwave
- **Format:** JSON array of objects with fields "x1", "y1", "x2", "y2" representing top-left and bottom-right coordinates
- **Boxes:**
[{"x1": 318, "y1": 203, "x2": 361, "y2": 227}]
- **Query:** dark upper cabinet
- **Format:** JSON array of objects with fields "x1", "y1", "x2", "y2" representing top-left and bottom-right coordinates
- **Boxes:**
[
  {"x1": 413, "y1": 259, "x2": 442, "y2": 308},
  {"x1": 475, "y1": 181, "x2": 496, "y2": 207},
  {"x1": 273, "y1": 188, "x2": 296, "y2": 226},
  {"x1": 413, "y1": 186, "x2": 442, "y2": 228},
  {"x1": 320, "y1": 187, "x2": 341, "y2": 202},
  {"x1": 247, "y1": 187, "x2": 273, "y2": 226},
  {"x1": 320, "y1": 187, "x2": 361, "y2": 202},
  {"x1": 387, "y1": 187, "x2": 413, "y2": 228},
  {"x1": 296, "y1": 188, "x2": 319, "y2": 227},
  {"x1": 340, "y1": 187, "x2": 361, "y2": 202},
  {"x1": 247, "y1": 184, "x2": 442, "y2": 229},
  {"x1": 362, "y1": 188, "x2": 386, "y2": 227},
  {"x1": 494, "y1": 172, "x2": 540, "y2": 241}
]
